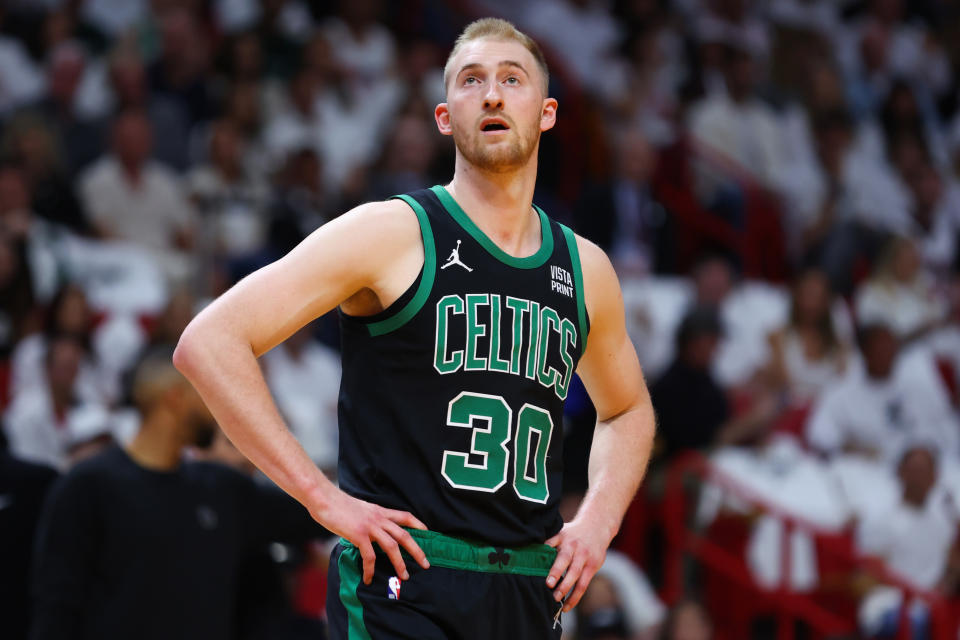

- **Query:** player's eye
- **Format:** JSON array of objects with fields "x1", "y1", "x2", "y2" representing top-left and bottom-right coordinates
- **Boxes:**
[
  {"x1": 464, "y1": 76, "x2": 479, "y2": 85},
  {"x1": 504, "y1": 76, "x2": 519, "y2": 85}
]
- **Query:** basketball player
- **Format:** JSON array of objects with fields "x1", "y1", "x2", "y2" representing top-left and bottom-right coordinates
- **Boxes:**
[{"x1": 174, "y1": 18, "x2": 655, "y2": 638}]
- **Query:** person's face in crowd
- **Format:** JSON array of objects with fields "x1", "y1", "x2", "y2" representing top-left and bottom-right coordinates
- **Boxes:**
[
  {"x1": 872, "y1": 0, "x2": 903, "y2": 25},
  {"x1": 287, "y1": 149, "x2": 322, "y2": 194},
  {"x1": 209, "y1": 122, "x2": 243, "y2": 173},
  {"x1": 159, "y1": 8, "x2": 198, "y2": 68},
  {"x1": 43, "y1": 9, "x2": 75, "y2": 52},
  {"x1": 667, "y1": 601, "x2": 713, "y2": 640},
  {"x1": 112, "y1": 113, "x2": 153, "y2": 168},
  {"x1": 815, "y1": 122, "x2": 852, "y2": 179},
  {"x1": 806, "y1": 63, "x2": 844, "y2": 112},
  {"x1": 53, "y1": 285, "x2": 91, "y2": 335},
  {"x1": 694, "y1": 258, "x2": 733, "y2": 307},
  {"x1": 438, "y1": 37, "x2": 556, "y2": 174},
  {"x1": 618, "y1": 131, "x2": 656, "y2": 185},
  {"x1": 340, "y1": 0, "x2": 381, "y2": 30},
  {"x1": 386, "y1": 115, "x2": 435, "y2": 175},
  {"x1": 290, "y1": 70, "x2": 319, "y2": 116},
  {"x1": 166, "y1": 379, "x2": 217, "y2": 447},
  {"x1": 157, "y1": 289, "x2": 195, "y2": 344},
  {"x1": 899, "y1": 448, "x2": 936, "y2": 507},
  {"x1": 907, "y1": 162, "x2": 942, "y2": 217},
  {"x1": 0, "y1": 168, "x2": 30, "y2": 215},
  {"x1": 227, "y1": 82, "x2": 261, "y2": 133},
  {"x1": 793, "y1": 271, "x2": 831, "y2": 326},
  {"x1": 15, "y1": 125, "x2": 57, "y2": 176},
  {"x1": 860, "y1": 23, "x2": 889, "y2": 73},
  {"x1": 110, "y1": 56, "x2": 147, "y2": 107},
  {"x1": 890, "y1": 239, "x2": 920, "y2": 283},
  {"x1": 45, "y1": 336, "x2": 83, "y2": 398},
  {"x1": 48, "y1": 46, "x2": 85, "y2": 106},
  {"x1": 862, "y1": 326, "x2": 898, "y2": 379},
  {"x1": 724, "y1": 48, "x2": 756, "y2": 102},
  {"x1": 230, "y1": 32, "x2": 262, "y2": 79},
  {"x1": 0, "y1": 233, "x2": 15, "y2": 288}
]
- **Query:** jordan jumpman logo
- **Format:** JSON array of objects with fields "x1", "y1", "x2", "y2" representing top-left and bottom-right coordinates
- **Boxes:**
[{"x1": 441, "y1": 239, "x2": 473, "y2": 272}]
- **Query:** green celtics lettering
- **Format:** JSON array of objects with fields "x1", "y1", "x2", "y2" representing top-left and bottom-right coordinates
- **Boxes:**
[{"x1": 433, "y1": 293, "x2": 578, "y2": 400}]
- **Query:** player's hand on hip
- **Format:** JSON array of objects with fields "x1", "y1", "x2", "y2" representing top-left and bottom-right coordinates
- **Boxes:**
[
  {"x1": 313, "y1": 489, "x2": 430, "y2": 585},
  {"x1": 545, "y1": 518, "x2": 609, "y2": 612}
]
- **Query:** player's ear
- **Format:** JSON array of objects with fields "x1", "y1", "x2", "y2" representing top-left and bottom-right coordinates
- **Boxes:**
[
  {"x1": 435, "y1": 103, "x2": 453, "y2": 136},
  {"x1": 540, "y1": 98, "x2": 558, "y2": 133}
]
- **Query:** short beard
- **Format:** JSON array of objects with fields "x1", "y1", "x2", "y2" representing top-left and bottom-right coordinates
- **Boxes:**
[{"x1": 452, "y1": 117, "x2": 540, "y2": 173}]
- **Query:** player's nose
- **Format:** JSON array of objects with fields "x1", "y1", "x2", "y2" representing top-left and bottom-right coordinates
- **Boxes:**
[{"x1": 483, "y1": 83, "x2": 504, "y2": 110}]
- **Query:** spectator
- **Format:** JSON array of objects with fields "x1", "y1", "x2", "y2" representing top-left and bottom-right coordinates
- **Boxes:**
[
  {"x1": 687, "y1": 42, "x2": 785, "y2": 194},
  {"x1": 1, "y1": 113, "x2": 89, "y2": 233},
  {"x1": 807, "y1": 323, "x2": 959, "y2": 464},
  {"x1": 855, "y1": 237, "x2": 947, "y2": 342},
  {"x1": 651, "y1": 306, "x2": 777, "y2": 458},
  {"x1": 0, "y1": 230, "x2": 35, "y2": 361},
  {"x1": 147, "y1": 7, "x2": 214, "y2": 129},
  {"x1": 188, "y1": 119, "x2": 271, "y2": 286},
  {"x1": 0, "y1": 164, "x2": 70, "y2": 304},
  {"x1": 659, "y1": 600, "x2": 713, "y2": 640},
  {"x1": 262, "y1": 323, "x2": 340, "y2": 476},
  {"x1": 855, "y1": 445, "x2": 960, "y2": 638},
  {"x1": 30, "y1": 42, "x2": 108, "y2": 176},
  {"x1": 29, "y1": 350, "x2": 326, "y2": 640},
  {"x1": 574, "y1": 130, "x2": 674, "y2": 277},
  {"x1": 0, "y1": 17, "x2": 45, "y2": 117},
  {"x1": 364, "y1": 113, "x2": 440, "y2": 202},
  {"x1": 3, "y1": 333, "x2": 109, "y2": 470},
  {"x1": 903, "y1": 159, "x2": 960, "y2": 282},
  {"x1": 267, "y1": 147, "x2": 334, "y2": 257},
  {"x1": 763, "y1": 269, "x2": 852, "y2": 407},
  {"x1": 9, "y1": 283, "x2": 109, "y2": 407},
  {"x1": 79, "y1": 109, "x2": 197, "y2": 285}
]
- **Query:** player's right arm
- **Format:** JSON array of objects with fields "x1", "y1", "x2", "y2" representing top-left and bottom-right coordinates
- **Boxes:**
[{"x1": 173, "y1": 200, "x2": 430, "y2": 584}]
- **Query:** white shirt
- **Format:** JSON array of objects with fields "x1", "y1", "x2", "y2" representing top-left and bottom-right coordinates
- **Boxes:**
[
  {"x1": 263, "y1": 339, "x2": 341, "y2": 470},
  {"x1": 857, "y1": 487, "x2": 959, "y2": 590},
  {"x1": 0, "y1": 37, "x2": 45, "y2": 116},
  {"x1": 807, "y1": 354, "x2": 959, "y2": 463},
  {"x1": 79, "y1": 157, "x2": 197, "y2": 283}
]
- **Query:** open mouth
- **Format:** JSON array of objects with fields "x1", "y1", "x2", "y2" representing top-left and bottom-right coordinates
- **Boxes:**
[{"x1": 481, "y1": 118, "x2": 510, "y2": 133}]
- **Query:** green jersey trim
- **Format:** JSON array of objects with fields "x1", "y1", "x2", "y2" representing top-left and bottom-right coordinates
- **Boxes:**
[
  {"x1": 559, "y1": 224, "x2": 588, "y2": 356},
  {"x1": 430, "y1": 185, "x2": 554, "y2": 269},
  {"x1": 340, "y1": 528, "x2": 557, "y2": 577},
  {"x1": 337, "y1": 545, "x2": 372, "y2": 639},
  {"x1": 366, "y1": 195, "x2": 437, "y2": 337}
]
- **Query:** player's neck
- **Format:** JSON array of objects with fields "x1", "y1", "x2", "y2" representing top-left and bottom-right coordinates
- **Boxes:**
[{"x1": 446, "y1": 158, "x2": 540, "y2": 256}]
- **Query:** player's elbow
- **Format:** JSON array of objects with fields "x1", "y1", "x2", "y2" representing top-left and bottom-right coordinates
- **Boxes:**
[{"x1": 172, "y1": 321, "x2": 206, "y2": 380}]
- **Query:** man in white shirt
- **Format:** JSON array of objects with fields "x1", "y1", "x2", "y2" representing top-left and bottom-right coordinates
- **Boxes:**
[
  {"x1": 79, "y1": 110, "x2": 197, "y2": 284},
  {"x1": 856, "y1": 445, "x2": 960, "y2": 637},
  {"x1": 807, "y1": 323, "x2": 959, "y2": 464}
]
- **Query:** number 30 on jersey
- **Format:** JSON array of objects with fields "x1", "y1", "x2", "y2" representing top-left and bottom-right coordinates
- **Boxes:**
[{"x1": 441, "y1": 391, "x2": 553, "y2": 504}]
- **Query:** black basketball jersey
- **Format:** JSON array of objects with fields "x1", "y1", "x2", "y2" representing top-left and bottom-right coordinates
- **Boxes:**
[{"x1": 337, "y1": 185, "x2": 589, "y2": 547}]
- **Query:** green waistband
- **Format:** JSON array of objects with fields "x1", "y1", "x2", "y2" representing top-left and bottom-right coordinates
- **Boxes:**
[{"x1": 340, "y1": 529, "x2": 557, "y2": 577}]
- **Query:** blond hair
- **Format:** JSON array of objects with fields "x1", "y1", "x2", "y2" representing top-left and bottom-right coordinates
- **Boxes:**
[{"x1": 443, "y1": 18, "x2": 549, "y2": 95}]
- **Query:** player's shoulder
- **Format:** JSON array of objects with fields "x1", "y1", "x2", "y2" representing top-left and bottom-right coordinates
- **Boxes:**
[
  {"x1": 336, "y1": 197, "x2": 422, "y2": 243},
  {"x1": 568, "y1": 232, "x2": 618, "y2": 294}
]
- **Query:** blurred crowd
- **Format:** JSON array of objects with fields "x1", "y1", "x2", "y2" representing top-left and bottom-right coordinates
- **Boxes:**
[{"x1": 2, "y1": 0, "x2": 960, "y2": 638}]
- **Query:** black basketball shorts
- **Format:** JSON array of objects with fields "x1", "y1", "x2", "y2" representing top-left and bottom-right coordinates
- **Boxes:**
[{"x1": 327, "y1": 528, "x2": 564, "y2": 639}]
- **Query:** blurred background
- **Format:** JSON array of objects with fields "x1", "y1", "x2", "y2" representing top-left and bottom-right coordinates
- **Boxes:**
[{"x1": 3, "y1": 0, "x2": 960, "y2": 638}]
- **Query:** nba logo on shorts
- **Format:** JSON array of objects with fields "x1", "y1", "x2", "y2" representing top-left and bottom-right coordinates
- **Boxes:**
[{"x1": 388, "y1": 576, "x2": 401, "y2": 600}]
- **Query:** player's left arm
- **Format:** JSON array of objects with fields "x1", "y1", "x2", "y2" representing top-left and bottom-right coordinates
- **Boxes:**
[{"x1": 545, "y1": 236, "x2": 656, "y2": 612}]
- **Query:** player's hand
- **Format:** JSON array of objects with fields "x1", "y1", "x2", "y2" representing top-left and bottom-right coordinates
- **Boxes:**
[
  {"x1": 544, "y1": 517, "x2": 611, "y2": 612},
  {"x1": 313, "y1": 489, "x2": 430, "y2": 585}
]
